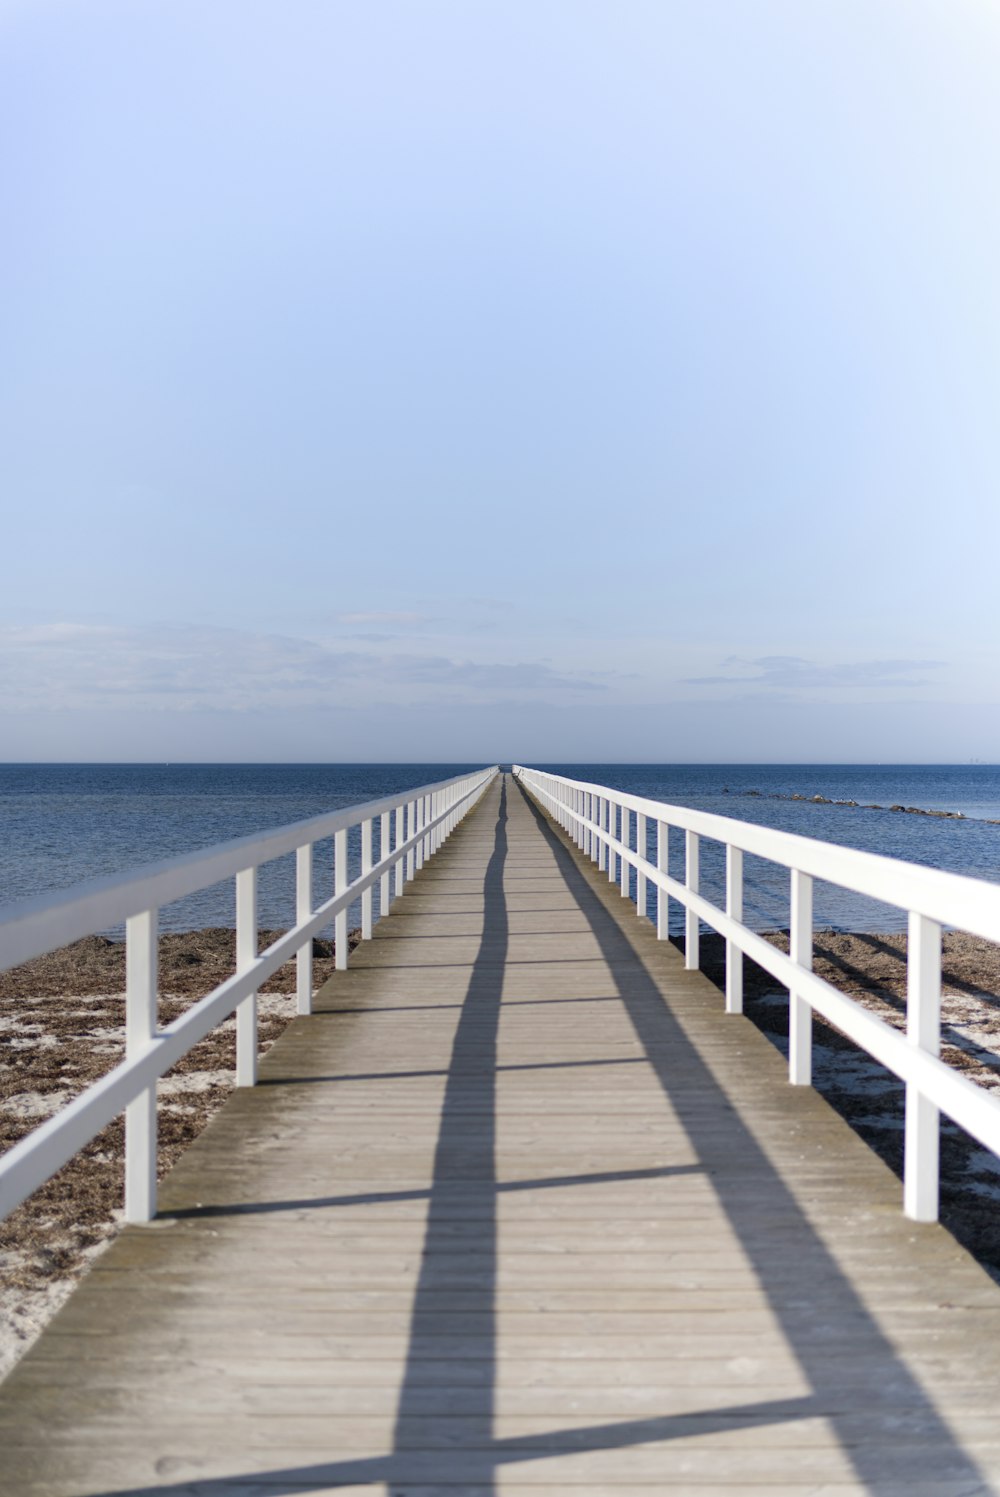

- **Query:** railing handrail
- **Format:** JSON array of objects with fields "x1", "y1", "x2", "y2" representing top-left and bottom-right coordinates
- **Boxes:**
[
  {"x1": 0, "y1": 766, "x2": 499, "y2": 1225},
  {"x1": 514, "y1": 767, "x2": 1000, "y2": 941},
  {"x1": 513, "y1": 763, "x2": 1000, "y2": 1226},
  {"x1": 0, "y1": 768, "x2": 497, "y2": 974}
]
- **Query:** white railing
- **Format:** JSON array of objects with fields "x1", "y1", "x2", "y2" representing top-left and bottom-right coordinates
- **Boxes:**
[
  {"x1": 514, "y1": 764, "x2": 1000, "y2": 1224},
  {"x1": 0, "y1": 767, "x2": 498, "y2": 1226}
]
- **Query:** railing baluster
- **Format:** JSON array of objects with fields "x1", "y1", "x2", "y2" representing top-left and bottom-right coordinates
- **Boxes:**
[
  {"x1": 395, "y1": 804, "x2": 405, "y2": 896},
  {"x1": 125, "y1": 908, "x2": 158, "y2": 1223},
  {"x1": 657, "y1": 821, "x2": 669, "y2": 939},
  {"x1": 407, "y1": 801, "x2": 416, "y2": 881},
  {"x1": 636, "y1": 812, "x2": 647, "y2": 919},
  {"x1": 597, "y1": 797, "x2": 606, "y2": 871},
  {"x1": 0, "y1": 768, "x2": 499, "y2": 1229},
  {"x1": 361, "y1": 818, "x2": 373, "y2": 939},
  {"x1": 620, "y1": 805, "x2": 629, "y2": 897},
  {"x1": 789, "y1": 869, "x2": 813, "y2": 1084},
  {"x1": 905, "y1": 913, "x2": 942, "y2": 1221},
  {"x1": 725, "y1": 844, "x2": 743, "y2": 1014},
  {"x1": 296, "y1": 843, "x2": 313, "y2": 1016},
  {"x1": 607, "y1": 801, "x2": 617, "y2": 885},
  {"x1": 236, "y1": 866, "x2": 258, "y2": 1085},
  {"x1": 380, "y1": 812, "x2": 391, "y2": 918},
  {"x1": 334, "y1": 827, "x2": 348, "y2": 970},
  {"x1": 685, "y1": 830, "x2": 700, "y2": 970}
]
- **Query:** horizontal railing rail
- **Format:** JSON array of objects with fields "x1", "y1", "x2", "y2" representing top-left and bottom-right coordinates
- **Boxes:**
[
  {"x1": 0, "y1": 767, "x2": 498, "y2": 1225},
  {"x1": 514, "y1": 764, "x2": 1000, "y2": 1224}
]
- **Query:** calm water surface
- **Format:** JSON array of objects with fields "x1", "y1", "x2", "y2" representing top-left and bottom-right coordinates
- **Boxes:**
[
  {"x1": 539, "y1": 764, "x2": 1000, "y2": 934},
  {"x1": 2, "y1": 763, "x2": 999, "y2": 935}
]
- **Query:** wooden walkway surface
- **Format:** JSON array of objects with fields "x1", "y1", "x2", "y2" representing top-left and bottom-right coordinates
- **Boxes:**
[{"x1": 3, "y1": 773, "x2": 1000, "y2": 1495}]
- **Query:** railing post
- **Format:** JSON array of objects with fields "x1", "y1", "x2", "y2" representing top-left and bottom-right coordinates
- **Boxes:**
[
  {"x1": 725, "y1": 844, "x2": 743, "y2": 1014},
  {"x1": 407, "y1": 801, "x2": 416, "y2": 880},
  {"x1": 296, "y1": 843, "x2": 313, "y2": 1016},
  {"x1": 586, "y1": 793, "x2": 594, "y2": 860},
  {"x1": 789, "y1": 869, "x2": 813, "y2": 1084},
  {"x1": 125, "y1": 908, "x2": 157, "y2": 1223},
  {"x1": 607, "y1": 801, "x2": 617, "y2": 885},
  {"x1": 657, "y1": 821, "x2": 669, "y2": 939},
  {"x1": 361, "y1": 818, "x2": 373, "y2": 939},
  {"x1": 684, "y1": 830, "x2": 700, "y2": 970},
  {"x1": 236, "y1": 866, "x2": 258, "y2": 1085},
  {"x1": 380, "y1": 811, "x2": 391, "y2": 918},
  {"x1": 597, "y1": 797, "x2": 606, "y2": 871},
  {"x1": 636, "y1": 812, "x2": 647, "y2": 919},
  {"x1": 395, "y1": 804, "x2": 405, "y2": 896},
  {"x1": 620, "y1": 806, "x2": 629, "y2": 897},
  {"x1": 335, "y1": 827, "x2": 348, "y2": 970},
  {"x1": 905, "y1": 913, "x2": 942, "y2": 1221}
]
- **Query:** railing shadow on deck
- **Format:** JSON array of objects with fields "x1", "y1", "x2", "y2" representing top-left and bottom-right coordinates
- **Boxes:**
[{"x1": 87, "y1": 775, "x2": 988, "y2": 1497}]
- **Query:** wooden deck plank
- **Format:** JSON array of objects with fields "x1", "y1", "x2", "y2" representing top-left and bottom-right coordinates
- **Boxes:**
[{"x1": 2, "y1": 772, "x2": 1000, "y2": 1495}]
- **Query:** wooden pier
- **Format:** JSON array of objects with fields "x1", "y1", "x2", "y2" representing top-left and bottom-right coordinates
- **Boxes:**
[{"x1": 2, "y1": 773, "x2": 1000, "y2": 1494}]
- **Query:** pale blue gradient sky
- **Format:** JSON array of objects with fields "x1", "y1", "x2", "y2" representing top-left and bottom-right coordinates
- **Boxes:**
[{"x1": 3, "y1": 1, "x2": 1000, "y2": 761}]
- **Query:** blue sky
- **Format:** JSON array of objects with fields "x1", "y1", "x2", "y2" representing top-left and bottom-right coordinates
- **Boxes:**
[{"x1": 3, "y1": 0, "x2": 999, "y2": 762}]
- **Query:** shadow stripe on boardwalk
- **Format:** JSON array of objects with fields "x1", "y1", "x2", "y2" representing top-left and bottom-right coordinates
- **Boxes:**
[{"x1": 1, "y1": 773, "x2": 1000, "y2": 1494}]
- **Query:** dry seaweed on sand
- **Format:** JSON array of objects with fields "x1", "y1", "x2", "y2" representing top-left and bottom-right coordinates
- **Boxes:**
[
  {"x1": 0, "y1": 925, "x2": 356, "y2": 1377},
  {"x1": 695, "y1": 928, "x2": 1000, "y2": 1278}
]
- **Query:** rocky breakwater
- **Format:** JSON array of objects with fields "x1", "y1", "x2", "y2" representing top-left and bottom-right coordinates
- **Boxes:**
[{"x1": 725, "y1": 788, "x2": 1000, "y2": 824}]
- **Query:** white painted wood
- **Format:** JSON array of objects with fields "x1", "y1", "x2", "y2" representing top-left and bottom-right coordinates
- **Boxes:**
[
  {"x1": 684, "y1": 830, "x2": 700, "y2": 971},
  {"x1": 235, "y1": 867, "x2": 258, "y2": 1087},
  {"x1": 725, "y1": 844, "x2": 743, "y2": 1015},
  {"x1": 395, "y1": 804, "x2": 405, "y2": 898},
  {"x1": 512, "y1": 764, "x2": 1000, "y2": 1220},
  {"x1": 334, "y1": 828, "x2": 348, "y2": 971},
  {"x1": 512, "y1": 766, "x2": 1000, "y2": 944},
  {"x1": 124, "y1": 908, "x2": 157, "y2": 1223},
  {"x1": 789, "y1": 870, "x2": 813, "y2": 1086},
  {"x1": 636, "y1": 811, "x2": 647, "y2": 918},
  {"x1": 620, "y1": 805, "x2": 630, "y2": 897},
  {"x1": 656, "y1": 821, "x2": 669, "y2": 940},
  {"x1": 11, "y1": 777, "x2": 1000, "y2": 1494},
  {"x1": 295, "y1": 843, "x2": 313, "y2": 1017},
  {"x1": 0, "y1": 770, "x2": 499, "y2": 1225},
  {"x1": 361, "y1": 818, "x2": 373, "y2": 939},
  {"x1": 379, "y1": 812, "x2": 391, "y2": 919},
  {"x1": 905, "y1": 913, "x2": 942, "y2": 1222},
  {"x1": 0, "y1": 769, "x2": 496, "y2": 972}
]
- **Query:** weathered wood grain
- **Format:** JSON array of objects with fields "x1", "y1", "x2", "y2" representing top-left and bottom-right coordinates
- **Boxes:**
[{"x1": 1, "y1": 773, "x2": 1000, "y2": 1495}]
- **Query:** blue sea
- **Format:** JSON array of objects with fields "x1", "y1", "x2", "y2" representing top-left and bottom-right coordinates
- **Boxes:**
[{"x1": 1, "y1": 763, "x2": 999, "y2": 937}]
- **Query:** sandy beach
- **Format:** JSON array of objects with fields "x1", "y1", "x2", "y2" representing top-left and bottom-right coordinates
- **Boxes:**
[
  {"x1": 696, "y1": 928, "x2": 1000, "y2": 1275},
  {"x1": 0, "y1": 928, "x2": 347, "y2": 1379},
  {"x1": 2, "y1": 924, "x2": 1000, "y2": 1380}
]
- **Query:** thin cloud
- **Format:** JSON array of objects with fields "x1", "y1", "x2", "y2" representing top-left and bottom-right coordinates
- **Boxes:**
[
  {"x1": 0, "y1": 621, "x2": 605, "y2": 713},
  {"x1": 684, "y1": 655, "x2": 945, "y2": 690},
  {"x1": 335, "y1": 611, "x2": 434, "y2": 627}
]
